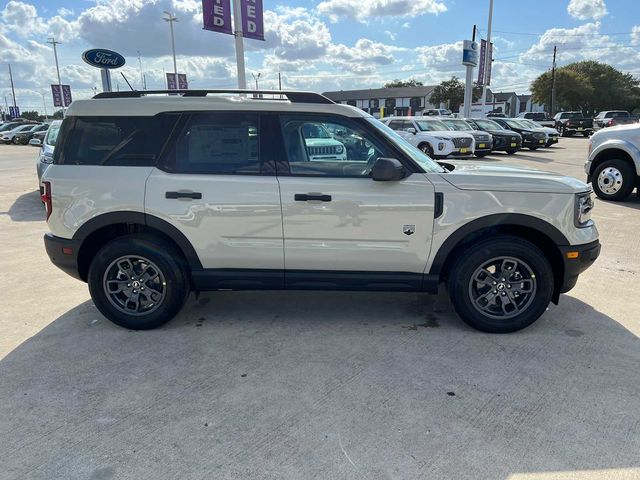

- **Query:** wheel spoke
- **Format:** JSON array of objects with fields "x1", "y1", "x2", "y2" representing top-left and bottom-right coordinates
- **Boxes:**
[
  {"x1": 518, "y1": 279, "x2": 534, "y2": 293},
  {"x1": 474, "y1": 268, "x2": 499, "y2": 286},
  {"x1": 117, "y1": 259, "x2": 134, "y2": 277},
  {"x1": 139, "y1": 265, "x2": 159, "y2": 284},
  {"x1": 106, "y1": 279, "x2": 129, "y2": 294},
  {"x1": 475, "y1": 289, "x2": 498, "y2": 310},
  {"x1": 124, "y1": 291, "x2": 141, "y2": 312},
  {"x1": 500, "y1": 259, "x2": 518, "y2": 278}
]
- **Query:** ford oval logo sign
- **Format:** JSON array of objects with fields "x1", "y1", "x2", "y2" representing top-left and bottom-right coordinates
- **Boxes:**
[{"x1": 81, "y1": 49, "x2": 126, "y2": 69}]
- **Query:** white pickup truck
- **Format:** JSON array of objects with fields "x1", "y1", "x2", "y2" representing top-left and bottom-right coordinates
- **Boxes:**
[{"x1": 585, "y1": 123, "x2": 640, "y2": 201}]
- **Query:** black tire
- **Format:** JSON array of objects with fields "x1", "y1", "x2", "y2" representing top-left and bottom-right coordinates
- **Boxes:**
[
  {"x1": 582, "y1": 132, "x2": 590, "y2": 137},
  {"x1": 447, "y1": 236, "x2": 554, "y2": 333},
  {"x1": 529, "y1": 146, "x2": 539, "y2": 150},
  {"x1": 88, "y1": 235, "x2": 190, "y2": 330},
  {"x1": 475, "y1": 152, "x2": 488, "y2": 158},
  {"x1": 591, "y1": 158, "x2": 636, "y2": 201},
  {"x1": 418, "y1": 142, "x2": 434, "y2": 157},
  {"x1": 506, "y1": 148, "x2": 517, "y2": 155}
]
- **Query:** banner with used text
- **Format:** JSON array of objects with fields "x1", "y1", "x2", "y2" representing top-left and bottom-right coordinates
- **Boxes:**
[
  {"x1": 202, "y1": 0, "x2": 233, "y2": 35},
  {"x1": 240, "y1": 0, "x2": 264, "y2": 40}
]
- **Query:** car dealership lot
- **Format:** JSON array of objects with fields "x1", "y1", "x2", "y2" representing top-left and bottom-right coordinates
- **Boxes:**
[{"x1": 1, "y1": 140, "x2": 638, "y2": 479}]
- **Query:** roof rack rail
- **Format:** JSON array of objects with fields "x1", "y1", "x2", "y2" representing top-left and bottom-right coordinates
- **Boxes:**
[{"x1": 92, "y1": 89, "x2": 335, "y2": 104}]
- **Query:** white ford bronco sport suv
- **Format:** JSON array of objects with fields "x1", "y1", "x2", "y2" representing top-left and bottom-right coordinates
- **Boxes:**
[{"x1": 42, "y1": 89, "x2": 600, "y2": 333}]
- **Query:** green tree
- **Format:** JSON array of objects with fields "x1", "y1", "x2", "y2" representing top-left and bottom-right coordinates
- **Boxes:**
[
  {"x1": 429, "y1": 76, "x2": 481, "y2": 112},
  {"x1": 531, "y1": 69, "x2": 594, "y2": 112},
  {"x1": 384, "y1": 78, "x2": 424, "y2": 88},
  {"x1": 531, "y1": 61, "x2": 640, "y2": 114},
  {"x1": 52, "y1": 109, "x2": 64, "y2": 119},
  {"x1": 20, "y1": 110, "x2": 41, "y2": 121}
]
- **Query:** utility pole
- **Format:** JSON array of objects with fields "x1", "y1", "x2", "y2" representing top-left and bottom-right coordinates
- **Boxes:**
[
  {"x1": 480, "y1": 0, "x2": 493, "y2": 116},
  {"x1": 163, "y1": 11, "x2": 179, "y2": 90},
  {"x1": 41, "y1": 92, "x2": 48, "y2": 121},
  {"x1": 233, "y1": 0, "x2": 247, "y2": 89},
  {"x1": 278, "y1": 71, "x2": 282, "y2": 90},
  {"x1": 8, "y1": 64, "x2": 17, "y2": 111},
  {"x1": 137, "y1": 51, "x2": 145, "y2": 90},
  {"x1": 252, "y1": 72, "x2": 261, "y2": 90},
  {"x1": 47, "y1": 37, "x2": 63, "y2": 109},
  {"x1": 550, "y1": 45, "x2": 557, "y2": 116}
]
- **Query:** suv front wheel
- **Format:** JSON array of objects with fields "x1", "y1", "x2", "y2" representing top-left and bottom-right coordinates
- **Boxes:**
[
  {"x1": 88, "y1": 235, "x2": 190, "y2": 329},
  {"x1": 448, "y1": 236, "x2": 554, "y2": 333}
]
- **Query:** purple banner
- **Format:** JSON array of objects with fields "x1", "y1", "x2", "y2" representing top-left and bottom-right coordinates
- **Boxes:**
[
  {"x1": 485, "y1": 42, "x2": 493, "y2": 86},
  {"x1": 51, "y1": 85, "x2": 72, "y2": 107},
  {"x1": 51, "y1": 85, "x2": 63, "y2": 107},
  {"x1": 477, "y1": 39, "x2": 486, "y2": 86},
  {"x1": 62, "y1": 85, "x2": 72, "y2": 106},
  {"x1": 241, "y1": 0, "x2": 264, "y2": 41},
  {"x1": 167, "y1": 73, "x2": 189, "y2": 90},
  {"x1": 9, "y1": 106, "x2": 20, "y2": 118},
  {"x1": 202, "y1": 0, "x2": 232, "y2": 35}
]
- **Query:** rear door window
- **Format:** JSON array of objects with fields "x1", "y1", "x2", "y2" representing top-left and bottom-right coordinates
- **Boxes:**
[{"x1": 56, "y1": 114, "x2": 179, "y2": 166}]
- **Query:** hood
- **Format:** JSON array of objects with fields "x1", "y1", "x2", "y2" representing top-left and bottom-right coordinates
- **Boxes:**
[
  {"x1": 419, "y1": 130, "x2": 474, "y2": 140},
  {"x1": 439, "y1": 161, "x2": 589, "y2": 194},
  {"x1": 485, "y1": 129, "x2": 521, "y2": 138},
  {"x1": 305, "y1": 138, "x2": 344, "y2": 147}
]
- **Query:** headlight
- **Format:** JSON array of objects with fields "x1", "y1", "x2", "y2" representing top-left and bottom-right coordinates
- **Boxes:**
[
  {"x1": 575, "y1": 192, "x2": 594, "y2": 227},
  {"x1": 438, "y1": 142, "x2": 446, "y2": 151},
  {"x1": 335, "y1": 145, "x2": 343, "y2": 154}
]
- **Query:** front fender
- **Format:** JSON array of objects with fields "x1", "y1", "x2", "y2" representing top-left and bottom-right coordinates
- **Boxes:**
[{"x1": 588, "y1": 139, "x2": 640, "y2": 176}]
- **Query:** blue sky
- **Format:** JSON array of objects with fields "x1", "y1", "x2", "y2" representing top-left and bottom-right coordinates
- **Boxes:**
[{"x1": 2, "y1": 0, "x2": 640, "y2": 113}]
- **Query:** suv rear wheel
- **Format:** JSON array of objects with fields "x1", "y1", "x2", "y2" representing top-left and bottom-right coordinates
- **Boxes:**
[
  {"x1": 592, "y1": 158, "x2": 635, "y2": 201},
  {"x1": 88, "y1": 235, "x2": 190, "y2": 330},
  {"x1": 448, "y1": 236, "x2": 554, "y2": 333}
]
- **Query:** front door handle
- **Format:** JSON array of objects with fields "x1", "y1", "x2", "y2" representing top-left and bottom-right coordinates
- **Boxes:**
[
  {"x1": 166, "y1": 191, "x2": 202, "y2": 200},
  {"x1": 294, "y1": 193, "x2": 332, "y2": 202}
]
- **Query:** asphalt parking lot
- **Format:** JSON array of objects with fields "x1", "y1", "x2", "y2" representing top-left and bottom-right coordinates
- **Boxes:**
[{"x1": 1, "y1": 139, "x2": 639, "y2": 480}]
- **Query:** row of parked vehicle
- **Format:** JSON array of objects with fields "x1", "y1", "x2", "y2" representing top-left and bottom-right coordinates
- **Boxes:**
[
  {"x1": 381, "y1": 116, "x2": 559, "y2": 159},
  {"x1": 517, "y1": 110, "x2": 639, "y2": 137},
  {"x1": 0, "y1": 120, "x2": 52, "y2": 145}
]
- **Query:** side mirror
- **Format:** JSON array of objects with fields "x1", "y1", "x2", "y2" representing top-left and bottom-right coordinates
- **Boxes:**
[
  {"x1": 371, "y1": 157, "x2": 407, "y2": 182},
  {"x1": 406, "y1": 127, "x2": 417, "y2": 135}
]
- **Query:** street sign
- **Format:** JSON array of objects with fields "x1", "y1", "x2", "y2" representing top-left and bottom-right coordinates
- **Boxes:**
[
  {"x1": 81, "y1": 49, "x2": 126, "y2": 69},
  {"x1": 51, "y1": 85, "x2": 73, "y2": 107},
  {"x1": 166, "y1": 73, "x2": 189, "y2": 90}
]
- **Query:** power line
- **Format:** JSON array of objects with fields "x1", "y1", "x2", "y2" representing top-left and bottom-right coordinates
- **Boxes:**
[{"x1": 482, "y1": 29, "x2": 640, "y2": 37}]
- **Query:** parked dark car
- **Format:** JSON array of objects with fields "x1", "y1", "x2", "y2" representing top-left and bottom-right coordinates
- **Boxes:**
[
  {"x1": 486, "y1": 112, "x2": 507, "y2": 118},
  {"x1": 36, "y1": 120, "x2": 62, "y2": 185},
  {"x1": 465, "y1": 118, "x2": 522, "y2": 155},
  {"x1": 491, "y1": 118, "x2": 547, "y2": 150},
  {"x1": 593, "y1": 111, "x2": 639, "y2": 131},
  {"x1": 439, "y1": 117, "x2": 493, "y2": 157},
  {"x1": 553, "y1": 111, "x2": 593, "y2": 137},
  {"x1": 14, "y1": 123, "x2": 48, "y2": 145}
]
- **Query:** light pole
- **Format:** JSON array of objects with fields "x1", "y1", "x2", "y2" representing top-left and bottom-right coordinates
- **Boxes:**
[
  {"x1": 479, "y1": 0, "x2": 493, "y2": 115},
  {"x1": 163, "y1": 11, "x2": 179, "y2": 90},
  {"x1": 40, "y1": 92, "x2": 48, "y2": 121},
  {"x1": 137, "y1": 50, "x2": 145, "y2": 90},
  {"x1": 47, "y1": 37, "x2": 63, "y2": 109},
  {"x1": 252, "y1": 72, "x2": 261, "y2": 90},
  {"x1": 233, "y1": 0, "x2": 247, "y2": 89}
]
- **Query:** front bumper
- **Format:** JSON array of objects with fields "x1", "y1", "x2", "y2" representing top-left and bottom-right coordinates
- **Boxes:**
[
  {"x1": 44, "y1": 233, "x2": 83, "y2": 281},
  {"x1": 558, "y1": 240, "x2": 601, "y2": 294},
  {"x1": 523, "y1": 136, "x2": 547, "y2": 147},
  {"x1": 491, "y1": 136, "x2": 521, "y2": 151}
]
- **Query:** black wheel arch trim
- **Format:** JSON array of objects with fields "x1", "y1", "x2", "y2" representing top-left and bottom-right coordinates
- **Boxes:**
[
  {"x1": 428, "y1": 213, "x2": 569, "y2": 276},
  {"x1": 72, "y1": 211, "x2": 203, "y2": 270}
]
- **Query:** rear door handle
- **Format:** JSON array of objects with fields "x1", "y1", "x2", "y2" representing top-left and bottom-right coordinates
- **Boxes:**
[
  {"x1": 294, "y1": 193, "x2": 332, "y2": 202},
  {"x1": 165, "y1": 191, "x2": 202, "y2": 200}
]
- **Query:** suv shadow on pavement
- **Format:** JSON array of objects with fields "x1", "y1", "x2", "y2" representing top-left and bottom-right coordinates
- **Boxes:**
[
  {"x1": 3, "y1": 190, "x2": 44, "y2": 222},
  {"x1": 1, "y1": 293, "x2": 638, "y2": 479}
]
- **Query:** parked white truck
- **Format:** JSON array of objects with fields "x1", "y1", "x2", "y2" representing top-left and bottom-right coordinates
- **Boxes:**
[{"x1": 585, "y1": 123, "x2": 640, "y2": 201}]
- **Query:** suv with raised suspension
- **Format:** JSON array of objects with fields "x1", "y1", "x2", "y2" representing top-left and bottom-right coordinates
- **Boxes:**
[{"x1": 42, "y1": 89, "x2": 600, "y2": 333}]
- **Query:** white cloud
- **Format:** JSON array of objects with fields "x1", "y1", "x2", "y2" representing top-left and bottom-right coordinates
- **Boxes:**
[
  {"x1": 567, "y1": 0, "x2": 608, "y2": 20},
  {"x1": 317, "y1": 0, "x2": 446, "y2": 22},
  {"x1": 631, "y1": 26, "x2": 640, "y2": 46},
  {"x1": 384, "y1": 30, "x2": 396, "y2": 41},
  {"x1": 1, "y1": 1, "x2": 46, "y2": 37}
]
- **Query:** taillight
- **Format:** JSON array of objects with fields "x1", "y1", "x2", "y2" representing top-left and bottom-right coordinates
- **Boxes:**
[
  {"x1": 41, "y1": 181, "x2": 52, "y2": 221},
  {"x1": 607, "y1": 119, "x2": 614, "y2": 126}
]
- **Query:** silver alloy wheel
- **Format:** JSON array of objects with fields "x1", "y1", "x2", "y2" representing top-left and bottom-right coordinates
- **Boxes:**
[
  {"x1": 103, "y1": 255, "x2": 167, "y2": 316},
  {"x1": 597, "y1": 167, "x2": 623, "y2": 195},
  {"x1": 468, "y1": 256, "x2": 537, "y2": 320}
]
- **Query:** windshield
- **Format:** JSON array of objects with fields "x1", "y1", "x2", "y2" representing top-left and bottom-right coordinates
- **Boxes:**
[
  {"x1": 474, "y1": 119, "x2": 503, "y2": 130},
  {"x1": 0, "y1": 123, "x2": 19, "y2": 132},
  {"x1": 519, "y1": 119, "x2": 540, "y2": 129},
  {"x1": 562, "y1": 112, "x2": 582, "y2": 119},
  {"x1": 441, "y1": 119, "x2": 472, "y2": 131},
  {"x1": 45, "y1": 122, "x2": 61, "y2": 146},
  {"x1": 415, "y1": 119, "x2": 450, "y2": 131},
  {"x1": 503, "y1": 119, "x2": 528, "y2": 130},
  {"x1": 366, "y1": 118, "x2": 445, "y2": 174}
]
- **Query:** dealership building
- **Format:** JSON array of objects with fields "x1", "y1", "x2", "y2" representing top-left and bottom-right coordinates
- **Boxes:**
[{"x1": 323, "y1": 86, "x2": 545, "y2": 117}]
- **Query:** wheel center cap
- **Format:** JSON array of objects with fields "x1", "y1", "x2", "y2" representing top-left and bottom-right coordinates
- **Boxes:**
[
  {"x1": 497, "y1": 283, "x2": 506, "y2": 290},
  {"x1": 132, "y1": 280, "x2": 141, "y2": 288}
]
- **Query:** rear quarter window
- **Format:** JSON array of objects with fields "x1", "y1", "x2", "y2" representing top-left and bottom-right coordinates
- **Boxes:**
[{"x1": 54, "y1": 114, "x2": 179, "y2": 166}]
